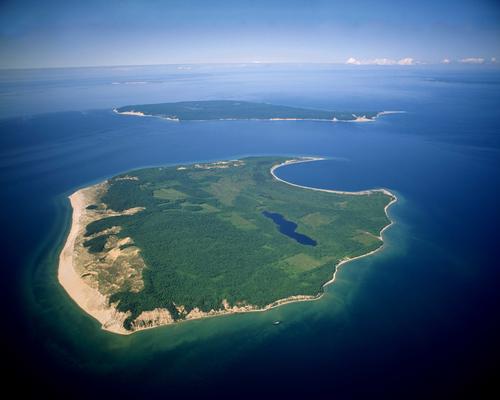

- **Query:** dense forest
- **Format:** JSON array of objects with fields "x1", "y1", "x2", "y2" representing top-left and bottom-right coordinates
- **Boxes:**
[
  {"x1": 84, "y1": 157, "x2": 392, "y2": 330},
  {"x1": 116, "y1": 100, "x2": 379, "y2": 121}
]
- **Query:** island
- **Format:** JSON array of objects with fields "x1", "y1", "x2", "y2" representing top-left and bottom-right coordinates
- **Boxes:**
[
  {"x1": 113, "y1": 100, "x2": 387, "y2": 122},
  {"x1": 58, "y1": 157, "x2": 397, "y2": 334}
]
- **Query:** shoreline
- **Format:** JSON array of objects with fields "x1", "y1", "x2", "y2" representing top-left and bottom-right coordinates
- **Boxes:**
[
  {"x1": 58, "y1": 157, "x2": 397, "y2": 335},
  {"x1": 269, "y1": 157, "x2": 398, "y2": 293},
  {"x1": 112, "y1": 108, "x2": 403, "y2": 123},
  {"x1": 58, "y1": 187, "x2": 132, "y2": 335}
]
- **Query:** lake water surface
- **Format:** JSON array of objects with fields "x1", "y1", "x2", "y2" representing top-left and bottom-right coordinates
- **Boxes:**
[
  {"x1": 1, "y1": 65, "x2": 499, "y2": 398},
  {"x1": 262, "y1": 211, "x2": 317, "y2": 246}
]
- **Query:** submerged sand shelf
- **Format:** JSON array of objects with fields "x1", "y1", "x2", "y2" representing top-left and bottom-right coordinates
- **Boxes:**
[{"x1": 58, "y1": 157, "x2": 397, "y2": 335}]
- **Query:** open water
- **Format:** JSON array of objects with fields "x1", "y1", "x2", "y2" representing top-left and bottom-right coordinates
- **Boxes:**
[{"x1": 1, "y1": 64, "x2": 499, "y2": 398}]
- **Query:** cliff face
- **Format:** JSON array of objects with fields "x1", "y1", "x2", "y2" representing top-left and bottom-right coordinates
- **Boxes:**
[
  {"x1": 59, "y1": 182, "x2": 151, "y2": 335},
  {"x1": 59, "y1": 158, "x2": 395, "y2": 335}
]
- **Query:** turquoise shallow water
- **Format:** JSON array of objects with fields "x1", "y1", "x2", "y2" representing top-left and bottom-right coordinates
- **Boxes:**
[{"x1": 1, "y1": 65, "x2": 499, "y2": 398}]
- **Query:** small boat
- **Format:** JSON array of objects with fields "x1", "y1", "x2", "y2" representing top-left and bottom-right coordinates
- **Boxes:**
[{"x1": 273, "y1": 321, "x2": 281, "y2": 325}]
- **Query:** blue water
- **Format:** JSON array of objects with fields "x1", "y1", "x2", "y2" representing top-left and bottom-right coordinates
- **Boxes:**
[
  {"x1": 262, "y1": 211, "x2": 317, "y2": 246},
  {"x1": 1, "y1": 65, "x2": 499, "y2": 398}
]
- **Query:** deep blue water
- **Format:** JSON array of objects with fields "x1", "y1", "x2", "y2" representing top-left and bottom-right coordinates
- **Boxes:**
[
  {"x1": 1, "y1": 65, "x2": 499, "y2": 398},
  {"x1": 262, "y1": 211, "x2": 317, "y2": 246}
]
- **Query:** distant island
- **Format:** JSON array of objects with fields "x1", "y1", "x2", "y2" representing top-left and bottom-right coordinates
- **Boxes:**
[
  {"x1": 113, "y1": 100, "x2": 395, "y2": 122},
  {"x1": 59, "y1": 157, "x2": 396, "y2": 334}
]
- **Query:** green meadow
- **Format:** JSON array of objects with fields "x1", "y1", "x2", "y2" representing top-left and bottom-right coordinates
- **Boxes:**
[{"x1": 84, "y1": 157, "x2": 392, "y2": 330}]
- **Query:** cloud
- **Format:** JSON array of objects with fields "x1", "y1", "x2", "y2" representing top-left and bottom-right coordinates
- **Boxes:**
[
  {"x1": 397, "y1": 57, "x2": 415, "y2": 65},
  {"x1": 372, "y1": 58, "x2": 397, "y2": 65},
  {"x1": 345, "y1": 57, "x2": 361, "y2": 65},
  {"x1": 345, "y1": 57, "x2": 417, "y2": 66},
  {"x1": 459, "y1": 57, "x2": 485, "y2": 64},
  {"x1": 441, "y1": 58, "x2": 451, "y2": 64}
]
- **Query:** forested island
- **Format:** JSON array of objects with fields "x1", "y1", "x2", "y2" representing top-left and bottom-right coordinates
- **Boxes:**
[
  {"x1": 114, "y1": 100, "x2": 382, "y2": 122},
  {"x1": 59, "y1": 157, "x2": 396, "y2": 334}
]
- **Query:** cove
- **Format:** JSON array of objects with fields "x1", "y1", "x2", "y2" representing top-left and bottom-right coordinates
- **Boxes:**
[{"x1": 262, "y1": 211, "x2": 317, "y2": 246}]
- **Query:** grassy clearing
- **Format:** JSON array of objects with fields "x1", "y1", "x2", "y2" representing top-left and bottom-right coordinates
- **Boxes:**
[
  {"x1": 85, "y1": 157, "x2": 392, "y2": 330},
  {"x1": 278, "y1": 253, "x2": 323, "y2": 273},
  {"x1": 153, "y1": 188, "x2": 188, "y2": 201}
]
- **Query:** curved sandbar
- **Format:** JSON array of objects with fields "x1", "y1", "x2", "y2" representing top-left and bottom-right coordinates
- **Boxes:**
[
  {"x1": 58, "y1": 157, "x2": 397, "y2": 334},
  {"x1": 270, "y1": 157, "x2": 397, "y2": 289}
]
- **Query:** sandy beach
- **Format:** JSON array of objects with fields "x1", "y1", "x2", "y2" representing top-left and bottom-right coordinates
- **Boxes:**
[
  {"x1": 113, "y1": 107, "x2": 403, "y2": 123},
  {"x1": 58, "y1": 187, "x2": 132, "y2": 334},
  {"x1": 112, "y1": 108, "x2": 146, "y2": 117},
  {"x1": 269, "y1": 157, "x2": 398, "y2": 291},
  {"x1": 58, "y1": 158, "x2": 397, "y2": 334},
  {"x1": 270, "y1": 157, "x2": 396, "y2": 198},
  {"x1": 112, "y1": 108, "x2": 180, "y2": 121}
]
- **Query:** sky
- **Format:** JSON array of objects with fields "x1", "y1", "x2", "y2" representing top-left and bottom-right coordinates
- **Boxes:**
[{"x1": 0, "y1": 0, "x2": 499, "y2": 69}]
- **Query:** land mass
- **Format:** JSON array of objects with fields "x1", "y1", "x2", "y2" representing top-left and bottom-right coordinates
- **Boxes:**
[
  {"x1": 113, "y1": 100, "x2": 391, "y2": 122},
  {"x1": 59, "y1": 157, "x2": 396, "y2": 334}
]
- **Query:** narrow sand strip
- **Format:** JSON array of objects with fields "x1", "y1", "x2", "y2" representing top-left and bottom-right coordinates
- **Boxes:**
[
  {"x1": 113, "y1": 108, "x2": 404, "y2": 123},
  {"x1": 58, "y1": 187, "x2": 130, "y2": 334},
  {"x1": 270, "y1": 157, "x2": 398, "y2": 289},
  {"x1": 58, "y1": 158, "x2": 397, "y2": 334}
]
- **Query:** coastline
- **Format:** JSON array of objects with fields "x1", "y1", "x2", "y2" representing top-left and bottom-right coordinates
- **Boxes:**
[
  {"x1": 112, "y1": 108, "x2": 402, "y2": 123},
  {"x1": 112, "y1": 108, "x2": 180, "y2": 121},
  {"x1": 58, "y1": 157, "x2": 397, "y2": 335},
  {"x1": 58, "y1": 187, "x2": 132, "y2": 335},
  {"x1": 269, "y1": 157, "x2": 398, "y2": 294}
]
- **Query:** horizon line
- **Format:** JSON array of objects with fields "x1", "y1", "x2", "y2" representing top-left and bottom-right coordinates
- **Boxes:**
[{"x1": 1, "y1": 61, "x2": 500, "y2": 72}]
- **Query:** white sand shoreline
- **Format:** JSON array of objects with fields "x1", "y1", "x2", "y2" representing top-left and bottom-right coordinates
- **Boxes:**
[
  {"x1": 58, "y1": 157, "x2": 397, "y2": 335},
  {"x1": 113, "y1": 108, "x2": 404, "y2": 123},
  {"x1": 58, "y1": 188, "x2": 132, "y2": 334},
  {"x1": 269, "y1": 157, "x2": 398, "y2": 292}
]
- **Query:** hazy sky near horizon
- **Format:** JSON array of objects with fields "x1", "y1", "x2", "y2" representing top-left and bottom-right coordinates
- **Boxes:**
[{"x1": 0, "y1": 0, "x2": 499, "y2": 68}]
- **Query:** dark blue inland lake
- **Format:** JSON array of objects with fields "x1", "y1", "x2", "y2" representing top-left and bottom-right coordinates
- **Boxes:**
[
  {"x1": 0, "y1": 65, "x2": 499, "y2": 398},
  {"x1": 262, "y1": 211, "x2": 317, "y2": 246}
]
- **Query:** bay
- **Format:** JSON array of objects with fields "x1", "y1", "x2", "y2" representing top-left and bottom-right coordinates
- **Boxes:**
[{"x1": 1, "y1": 65, "x2": 498, "y2": 398}]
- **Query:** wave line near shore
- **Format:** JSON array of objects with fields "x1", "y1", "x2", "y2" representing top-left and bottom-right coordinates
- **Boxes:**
[{"x1": 58, "y1": 157, "x2": 398, "y2": 335}]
